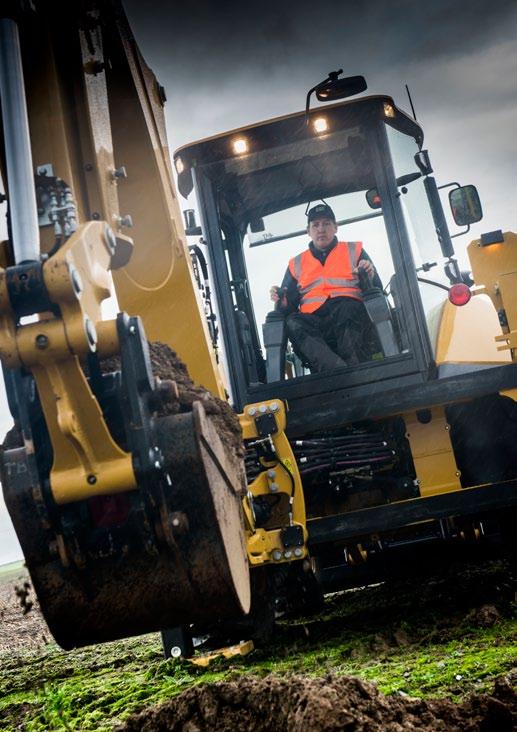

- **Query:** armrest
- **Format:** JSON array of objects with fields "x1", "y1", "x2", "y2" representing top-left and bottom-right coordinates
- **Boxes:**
[{"x1": 362, "y1": 289, "x2": 399, "y2": 357}]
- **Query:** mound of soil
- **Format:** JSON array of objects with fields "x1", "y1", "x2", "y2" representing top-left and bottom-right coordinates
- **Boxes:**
[{"x1": 119, "y1": 673, "x2": 516, "y2": 732}]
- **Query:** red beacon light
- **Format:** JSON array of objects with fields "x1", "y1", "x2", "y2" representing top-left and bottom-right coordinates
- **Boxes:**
[{"x1": 448, "y1": 283, "x2": 471, "y2": 306}]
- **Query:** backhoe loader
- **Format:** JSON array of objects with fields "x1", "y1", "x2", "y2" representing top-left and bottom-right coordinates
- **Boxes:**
[{"x1": 1, "y1": 1, "x2": 516, "y2": 656}]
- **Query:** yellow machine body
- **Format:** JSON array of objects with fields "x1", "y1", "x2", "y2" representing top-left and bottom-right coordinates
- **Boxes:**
[
  {"x1": 239, "y1": 400, "x2": 308, "y2": 566},
  {"x1": 468, "y1": 231, "x2": 517, "y2": 355},
  {"x1": 433, "y1": 295, "x2": 511, "y2": 367},
  {"x1": 1, "y1": 0, "x2": 516, "y2": 656}
]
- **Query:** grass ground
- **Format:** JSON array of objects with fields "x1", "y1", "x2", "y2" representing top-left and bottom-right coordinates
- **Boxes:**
[
  {"x1": 0, "y1": 561, "x2": 24, "y2": 579},
  {"x1": 0, "y1": 558, "x2": 515, "y2": 731}
]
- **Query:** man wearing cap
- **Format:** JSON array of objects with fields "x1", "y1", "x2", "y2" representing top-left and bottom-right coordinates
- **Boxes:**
[{"x1": 270, "y1": 203, "x2": 381, "y2": 372}]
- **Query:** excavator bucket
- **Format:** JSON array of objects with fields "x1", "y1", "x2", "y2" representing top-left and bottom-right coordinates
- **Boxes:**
[
  {"x1": 1, "y1": 320, "x2": 250, "y2": 649},
  {"x1": 3, "y1": 400, "x2": 250, "y2": 648}
]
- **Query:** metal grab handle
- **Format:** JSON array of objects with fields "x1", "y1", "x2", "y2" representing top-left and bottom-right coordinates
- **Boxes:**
[{"x1": 0, "y1": 18, "x2": 40, "y2": 262}]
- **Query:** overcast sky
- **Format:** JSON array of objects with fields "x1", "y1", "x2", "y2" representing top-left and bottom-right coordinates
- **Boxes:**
[
  {"x1": 123, "y1": 0, "x2": 517, "y2": 234},
  {"x1": 1, "y1": 0, "x2": 517, "y2": 563}
]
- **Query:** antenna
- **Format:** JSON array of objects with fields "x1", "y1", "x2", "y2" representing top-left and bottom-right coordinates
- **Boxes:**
[{"x1": 405, "y1": 84, "x2": 417, "y2": 120}]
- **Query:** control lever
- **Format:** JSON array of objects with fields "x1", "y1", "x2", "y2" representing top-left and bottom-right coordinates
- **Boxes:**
[
  {"x1": 274, "y1": 286, "x2": 288, "y2": 311},
  {"x1": 358, "y1": 267, "x2": 374, "y2": 293}
]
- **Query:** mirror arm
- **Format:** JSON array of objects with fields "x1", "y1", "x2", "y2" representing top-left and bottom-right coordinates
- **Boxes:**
[
  {"x1": 451, "y1": 223, "x2": 470, "y2": 240},
  {"x1": 305, "y1": 85, "x2": 319, "y2": 124},
  {"x1": 305, "y1": 69, "x2": 344, "y2": 124},
  {"x1": 437, "y1": 181, "x2": 460, "y2": 191}
]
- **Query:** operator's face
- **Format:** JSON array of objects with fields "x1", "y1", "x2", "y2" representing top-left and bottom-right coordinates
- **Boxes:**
[{"x1": 308, "y1": 217, "x2": 338, "y2": 250}]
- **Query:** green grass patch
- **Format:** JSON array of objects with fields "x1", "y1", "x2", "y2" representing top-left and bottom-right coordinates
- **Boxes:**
[
  {"x1": 1, "y1": 560, "x2": 516, "y2": 731},
  {"x1": 2, "y1": 621, "x2": 515, "y2": 730}
]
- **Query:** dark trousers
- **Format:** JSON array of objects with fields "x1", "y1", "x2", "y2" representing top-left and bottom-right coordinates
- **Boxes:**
[{"x1": 286, "y1": 297, "x2": 372, "y2": 372}]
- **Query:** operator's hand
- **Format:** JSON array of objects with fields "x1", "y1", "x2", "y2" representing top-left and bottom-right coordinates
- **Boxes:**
[
  {"x1": 270, "y1": 285, "x2": 288, "y2": 309},
  {"x1": 356, "y1": 259, "x2": 375, "y2": 279},
  {"x1": 270, "y1": 285, "x2": 281, "y2": 303}
]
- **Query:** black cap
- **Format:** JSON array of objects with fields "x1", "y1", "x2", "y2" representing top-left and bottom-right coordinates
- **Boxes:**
[{"x1": 307, "y1": 203, "x2": 336, "y2": 223}]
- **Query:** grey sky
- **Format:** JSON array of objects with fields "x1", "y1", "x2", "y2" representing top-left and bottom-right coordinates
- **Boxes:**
[{"x1": 1, "y1": 0, "x2": 517, "y2": 563}]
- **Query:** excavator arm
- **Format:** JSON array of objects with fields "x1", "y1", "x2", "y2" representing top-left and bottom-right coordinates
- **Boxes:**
[{"x1": 0, "y1": 0, "x2": 249, "y2": 648}]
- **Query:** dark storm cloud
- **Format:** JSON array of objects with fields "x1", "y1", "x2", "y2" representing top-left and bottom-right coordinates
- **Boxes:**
[
  {"x1": 120, "y1": 0, "x2": 517, "y2": 239},
  {"x1": 125, "y1": 0, "x2": 517, "y2": 80},
  {"x1": 121, "y1": 0, "x2": 517, "y2": 160},
  {"x1": 123, "y1": 0, "x2": 517, "y2": 148}
]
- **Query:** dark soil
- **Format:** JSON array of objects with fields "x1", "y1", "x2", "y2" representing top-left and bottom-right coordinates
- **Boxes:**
[
  {"x1": 0, "y1": 559, "x2": 515, "y2": 730},
  {"x1": 102, "y1": 341, "x2": 244, "y2": 459},
  {"x1": 119, "y1": 672, "x2": 516, "y2": 732}
]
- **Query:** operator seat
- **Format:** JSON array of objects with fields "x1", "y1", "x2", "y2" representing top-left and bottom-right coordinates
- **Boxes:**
[{"x1": 262, "y1": 280, "x2": 400, "y2": 383}]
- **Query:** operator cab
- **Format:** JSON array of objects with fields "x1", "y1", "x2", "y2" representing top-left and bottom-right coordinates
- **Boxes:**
[{"x1": 174, "y1": 94, "x2": 477, "y2": 419}]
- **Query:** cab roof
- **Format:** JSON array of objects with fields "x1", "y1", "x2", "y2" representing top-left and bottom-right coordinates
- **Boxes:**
[
  {"x1": 174, "y1": 95, "x2": 423, "y2": 217},
  {"x1": 174, "y1": 94, "x2": 423, "y2": 168}
]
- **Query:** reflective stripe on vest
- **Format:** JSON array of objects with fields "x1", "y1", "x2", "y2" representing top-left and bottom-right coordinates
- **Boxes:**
[{"x1": 288, "y1": 241, "x2": 363, "y2": 313}]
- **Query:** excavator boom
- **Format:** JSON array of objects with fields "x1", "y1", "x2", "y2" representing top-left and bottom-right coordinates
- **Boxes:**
[{"x1": 0, "y1": 0, "x2": 249, "y2": 648}]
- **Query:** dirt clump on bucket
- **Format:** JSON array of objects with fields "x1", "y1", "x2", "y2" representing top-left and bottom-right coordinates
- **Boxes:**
[
  {"x1": 119, "y1": 673, "x2": 516, "y2": 732},
  {"x1": 103, "y1": 341, "x2": 244, "y2": 459}
]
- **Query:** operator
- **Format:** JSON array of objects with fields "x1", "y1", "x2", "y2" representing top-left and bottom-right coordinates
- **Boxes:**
[{"x1": 270, "y1": 203, "x2": 381, "y2": 372}]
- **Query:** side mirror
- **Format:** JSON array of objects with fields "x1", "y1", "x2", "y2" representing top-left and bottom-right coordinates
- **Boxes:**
[
  {"x1": 449, "y1": 185, "x2": 483, "y2": 227},
  {"x1": 365, "y1": 188, "x2": 382, "y2": 209}
]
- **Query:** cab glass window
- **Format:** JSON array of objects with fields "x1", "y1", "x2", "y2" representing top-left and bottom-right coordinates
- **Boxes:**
[
  {"x1": 196, "y1": 106, "x2": 423, "y2": 387},
  {"x1": 244, "y1": 191, "x2": 394, "y2": 354},
  {"x1": 386, "y1": 124, "x2": 450, "y2": 322}
]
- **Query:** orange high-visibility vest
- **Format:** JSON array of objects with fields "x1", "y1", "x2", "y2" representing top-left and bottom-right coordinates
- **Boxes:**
[{"x1": 289, "y1": 241, "x2": 363, "y2": 313}]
